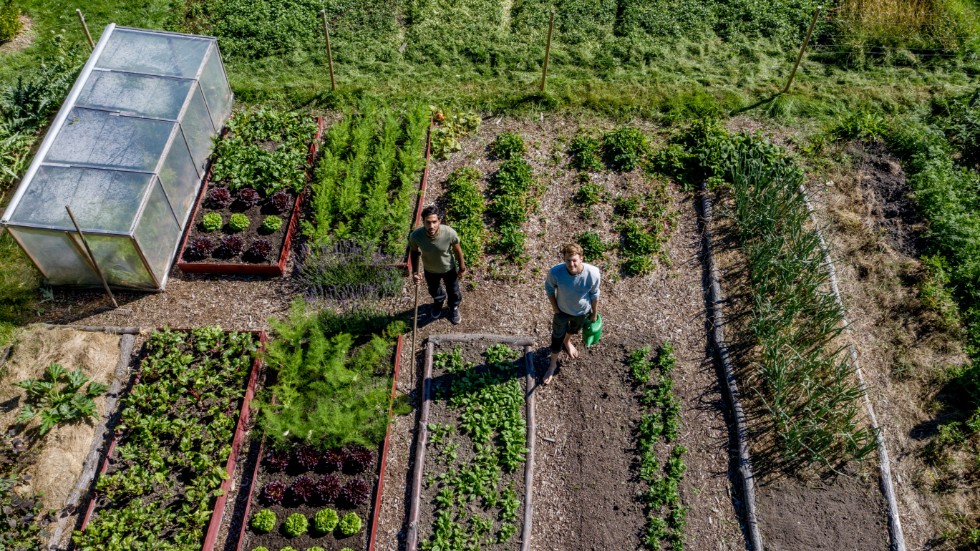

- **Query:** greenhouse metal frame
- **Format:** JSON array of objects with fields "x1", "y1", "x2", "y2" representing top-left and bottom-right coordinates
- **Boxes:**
[{"x1": 1, "y1": 24, "x2": 233, "y2": 290}]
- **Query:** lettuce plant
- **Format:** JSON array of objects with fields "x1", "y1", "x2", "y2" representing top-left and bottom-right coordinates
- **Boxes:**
[
  {"x1": 249, "y1": 509, "x2": 276, "y2": 533},
  {"x1": 313, "y1": 508, "x2": 339, "y2": 534},
  {"x1": 271, "y1": 190, "x2": 293, "y2": 213},
  {"x1": 294, "y1": 445, "x2": 319, "y2": 471},
  {"x1": 343, "y1": 445, "x2": 373, "y2": 474},
  {"x1": 201, "y1": 212, "x2": 222, "y2": 232},
  {"x1": 245, "y1": 239, "x2": 273, "y2": 262},
  {"x1": 261, "y1": 480, "x2": 286, "y2": 505},
  {"x1": 316, "y1": 474, "x2": 341, "y2": 503},
  {"x1": 321, "y1": 448, "x2": 344, "y2": 472},
  {"x1": 228, "y1": 213, "x2": 250, "y2": 232},
  {"x1": 263, "y1": 449, "x2": 289, "y2": 472},
  {"x1": 289, "y1": 475, "x2": 316, "y2": 504},
  {"x1": 187, "y1": 236, "x2": 216, "y2": 259},
  {"x1": 261, "y1": 215, "x2": 283, "y2": 233},
  {"x1": 219, "y1": 235, "x2": 245, "y2": 256},
  {"x1": 339, "y1": 479, "x2": 369, "y2": 508},
  {"x1": 207, "y1": 187, "x2": 233, "y2": 208},
  {"x1": 283, "y1": 512, "x2": 308, "y2": 537},
  {"x1": 338, "y1": 512, "x2": 362, "y2": 536},
  {"x1": 238, "y1": 187, "x2": 261, "y2": 207}
]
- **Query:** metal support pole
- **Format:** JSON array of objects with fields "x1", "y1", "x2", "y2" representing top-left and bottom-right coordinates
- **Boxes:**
[
  {"x1": 66, "y1": 206, "x2": 117, "y2": 308},
  {"x1": 320, "y1": 10, "x2": 337, "y2": 91},
  {"x1": 539, "y1": 10, "x2": 555, "y2": 93},
  {"x1": 76, "y1": 9, "x2": 94, "y2": 50},
  {"x1": 783, "y1": 6, "x2": 821, "y2": 94}
]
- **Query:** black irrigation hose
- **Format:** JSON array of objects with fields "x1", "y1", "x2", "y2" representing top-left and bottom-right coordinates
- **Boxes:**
[
  {"x1": 697, "y1": 180, "x2": 765, "y2": 551},
  {"x1": 799, "y1": 186, "x2": 907, "y2": 551}
]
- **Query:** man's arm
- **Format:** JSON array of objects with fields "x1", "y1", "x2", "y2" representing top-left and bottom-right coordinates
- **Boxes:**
[
  {"x1": 451, "y1": 242, "x2": 467, "y2": 276},
  {"x1": 409, "y1": 245, "x2": 422, "y2": 283},
  {"x1": 589, "y1": 298, "x2": 598, "y2": 321}
]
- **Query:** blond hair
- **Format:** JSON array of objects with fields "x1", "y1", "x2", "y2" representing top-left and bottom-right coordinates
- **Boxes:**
[{"x1": 559, "y1": 242, "x2": 584, "y2": 259}]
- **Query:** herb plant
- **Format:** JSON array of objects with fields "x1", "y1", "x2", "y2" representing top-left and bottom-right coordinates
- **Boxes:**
[
  {"x1": 15, "y1": 363, "x2": 107, "y2": 435},
  {"x1": 488, "y1": 158, "x2": 534, "y2": 263}
]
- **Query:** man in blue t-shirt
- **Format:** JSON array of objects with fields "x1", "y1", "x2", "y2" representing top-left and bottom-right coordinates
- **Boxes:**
[{"x1": 543, "y1": 242, "x2": 600, "y2": 385}]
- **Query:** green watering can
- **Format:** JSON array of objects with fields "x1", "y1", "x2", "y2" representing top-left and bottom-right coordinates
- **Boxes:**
[{"x1": 582, "y1": 314, "x2": 602, "y2": 348}]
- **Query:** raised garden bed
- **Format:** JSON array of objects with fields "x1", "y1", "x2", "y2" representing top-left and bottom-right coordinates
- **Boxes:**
[
  {"x1": 177, "y1": 112, "x2": 323, "y2": 276},
  {"x1": 230, "y1": 335, "x2": 404, "y2": 551},
  {"x1": 73, "y1": 327, "x2": 263, "y2": 551},
  {"x1": 407, "y1": 334, "x2": 536, "y2": 551}
]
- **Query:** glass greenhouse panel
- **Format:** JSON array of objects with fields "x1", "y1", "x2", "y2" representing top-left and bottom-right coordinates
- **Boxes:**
[
  {"x1": 86, "y1": 234, "x2": 155, "y2": 288},
  {"x1": 48, "y1": 108, "x2": 175, "y2": 171},
  {"x1": 182, "y1": 86, "x2": 216, "y2": 172},
  {"x1": 7, "y1": 166, "x2": 149, "y2": 232},
  {"x1": 159, "y1": 130, "x2": 200, "y2": 227},
  {"x1": 77, "y1": 70, "x2": 194, "y2": 120},
  {"x1": 135, "y1": 179, "x2": 180, "y2": 283},
  {"x1": 199, "y1": 47, "x2": 232, "y2": 128},
  {"x1": 97, "y1": 28, "x2": 211, "y2": 78},
  {"x1": 8, "y1": 228, "x2": 101, "y2": 286}
]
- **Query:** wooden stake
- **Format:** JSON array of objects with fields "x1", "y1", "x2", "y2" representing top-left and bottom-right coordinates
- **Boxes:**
[
  {"x1": 66, "y1": 206, "x2": 118, "y2": 308},
  {"x1": 411, "y1": 279, "x2": 420, "y2": 391},
  {"x1": 539, "y1": 10, "x2": 555, "y2": 93},
  {"x1": 76, "y1": 9, "x2": 94, "y2": 50},
  {"x1": 783, "y1": 6, "x2": 821, "y2": 94},
  {"x1": 320, "y1": 10, "x2": 337, "y2": 91}
]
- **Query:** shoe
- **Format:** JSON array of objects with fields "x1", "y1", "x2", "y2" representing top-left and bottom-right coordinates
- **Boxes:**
[
  {"x1": 449, "y1": 307, "x2": 461, "y2": 325},
  {"x1": 430, "y1": 303, "x2": 444, "y2": 320}
]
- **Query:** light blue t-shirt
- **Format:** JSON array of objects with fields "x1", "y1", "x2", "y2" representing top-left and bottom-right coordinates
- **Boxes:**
[{"x1": 544, "y1": 263, "x2": 601, "y2": 316}]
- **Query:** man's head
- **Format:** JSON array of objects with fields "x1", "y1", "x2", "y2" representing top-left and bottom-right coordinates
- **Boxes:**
[
  {"x1": 560, "y1": 242, "x2": 584, "y2": 275},
  {"x1": 421, "y1": 205, "x2": 444, "y2": 237}
]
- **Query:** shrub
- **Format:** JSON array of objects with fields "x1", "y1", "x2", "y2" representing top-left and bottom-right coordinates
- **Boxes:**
[
  {"x1": 207, "y1": 187, "x2": 233, "y2": 208},
  {"x1": 186, "y1": 236, "x2": 216, "y2": 260},
  {"x1": 218, "y1": 235, "x2": 245, "y2": 257},
  {"x1": 261, "y1": 480, "x2": 286, "y2": 504},
  {"x1": 569, "y1": 133, "x2": 603, "y2": 171},
  {"x1": 228, "y1": 213, "x2": 250, "y2": 232},
  {"x1": 490, "y1": 131, "x2": 526, "y2": 160},
  {"x1": 201, "y1": 212, "x2": 222, "y2": 232},
  {"x1": 245, "y1": 239, "x2": 274, "y2": 262},
  {"x1": 316, "y1": 474, "x2": 341, "y2": 503},
  {"x1": 262, "y1": 215, "x2": 283, "y2": 233},
  {"x1": 271, "y1": 190, "x2": 294, "y2": 213},
  {"x1": 249, "y1": 509, "x2": 276, "y2": 533},
  {"x1": 576, "y1": 231, "x2": 606, "y2": 261},
  {"x1": 339, "y1": 478, "x2": 370, "y2": 508},
  {"x1": 338, "y1": 512, "x2": 363, "y2": 536},
  {"x1": 602, "y1": 126, "x2": 648, "y2": 171},
  {"x1": 283, "y1": 513, "x2": 309, "y2": 537},
  {"x1": 0, "y1": 1, "x2": 22, "y2": 43},
  {"x1": 238, "y1": 187, "x2": 261, "y2": 207},
  {"x1": 313, "y1": 508, "x2": 339, "y2": 534}
]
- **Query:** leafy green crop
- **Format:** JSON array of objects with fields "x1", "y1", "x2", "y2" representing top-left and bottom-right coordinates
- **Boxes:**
[
  {"x1": 201, "y1": 212, "x2": 223, "y2": 232},
  {"x1": 431, "y1": 111, "x2": 481, "y2": 161},
  {"x1": 283, "y1": 512, "x2": 308, "y2": 537},
  {"x1": 489, "y1": 131, "x2": 526, "y2": 160},
  {"x1": 576, "y1": 231, "x2": 606, "y2": 263},
  {"x1": 602, "y1": 126, "x2": 648, "y2": 171},
  {"x1": 249, "y1": 509, "x2": 276, "y2": 533},
  {"x1": 210, "y1": 109, "x2": 318, "y2": 196},
  {"x1": 338, "y1": 512, "x2": 362, "y2": 536},
  {"x1": 488, "y1": 158, "x2": 535, "y2": 263},
  {"x1": 444, "y1": 167, "x2": 486, "y2": 268},
  {"x1": 313, "y1": 508, "x2": 339, "y2": 534},
  {"x1": 569, "y1": 133, "x2": 604, "y2": 171},
  {"x1": 16, "y1": 363, "x2": 108, "y2": 436},
  {"x1": 228, "y1": 213, "x2": 250, "y2": 232},
  {"x1": 261, "y1": 215, "x2": 283, "y2": 233}
]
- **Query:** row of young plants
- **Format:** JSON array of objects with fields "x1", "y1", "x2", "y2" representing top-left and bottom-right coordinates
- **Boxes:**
[
  {"x1": 486, "y1": 132, "x2": 536, "y2": 265},
  {"x1": 74, "y1": 327, "x2": 258, "y2": 551},
  {"x1": 183, "y1": 109, "x2": 319, "y2": 264},
  {"x1": 570, "y1": 126, "x2": 677, "y2": 276},
  {"x1": 239, "y1": 305, "x2": 404, "y2": 551},
  {"x1": 628, "y1": 343, "x2": 687, "y2": 550},
  {"x1": 420, "y1": 344, "x2": 528, "y2": 549},
  {"x1": 675, "y1": 120, "x2": 877, "y2": 470},
  {"x1": 301, "y1": 100, "x2": 427, "y2": 303}
]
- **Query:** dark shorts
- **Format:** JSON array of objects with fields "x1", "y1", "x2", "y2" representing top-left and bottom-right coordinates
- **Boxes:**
[{"x1": 551, "y1": 311, "x2": 587, "y2": 353}]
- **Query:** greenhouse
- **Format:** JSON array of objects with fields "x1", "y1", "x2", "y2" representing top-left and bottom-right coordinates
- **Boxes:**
[{"x1": 0, "y1": 25, "x2": 232, "y2": 290}]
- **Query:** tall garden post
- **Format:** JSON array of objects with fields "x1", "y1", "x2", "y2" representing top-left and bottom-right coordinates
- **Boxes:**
[
  {"x1": 411, "y1": 278, "x2": 420, "y2": 390},
  {"x1": 320, "y1": 10, "x2": 337, "y2": 91},
  {"x1": 65, "y1": 206, "x2": 117, "y2": 308},
  {"x1": 783, "y1": 5, "x2": 822, "y2": 94},
  {"x1": 76, "y1": 9, "x2": 94, "y2": 50},
  {"x1": 539, "y1": 10, "x2": 555, "y2": 93}
]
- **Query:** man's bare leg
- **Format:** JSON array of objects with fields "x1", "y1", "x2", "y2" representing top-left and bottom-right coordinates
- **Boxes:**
[
  {"x1": 563, "y1": 333, "x2": 579, "y2": 359},
  {"x1": 544, "y1": 351, "x2": 560, "y2": 385}
]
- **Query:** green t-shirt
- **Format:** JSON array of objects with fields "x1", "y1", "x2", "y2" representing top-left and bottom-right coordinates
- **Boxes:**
[{"x1": 409, "y1": 225, "x2": 460, "y2": 273}]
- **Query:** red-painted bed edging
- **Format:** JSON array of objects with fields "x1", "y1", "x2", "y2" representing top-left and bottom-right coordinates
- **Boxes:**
[
  {"x1": 176, "y1": 117, "x2": 324, "y2": 277},
  {"x1": 231, "y1": 334, "x2": 404, "y2": 551},
  {"x1": 77, "y1": 330, "x2": 267, "y2": 551}
]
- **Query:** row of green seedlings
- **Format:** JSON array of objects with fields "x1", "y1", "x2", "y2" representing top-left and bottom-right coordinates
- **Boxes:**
[
  {"x1": 679, "y1": 121, "x2": 877, "y2": 469},
  {"x1": 421, "y1": 344, "x2": 527, "y2": 550},
  {"x1": 629, "y1": 342, "x2": 688, "y2": 550},
  {"x1": 569, "y1": 126, "x2": 677, "y2": 276},
  {"x1": 302, "y1": 100, "x2": 428, "y2": 302},
  {"x1": 249, "y1": 506, "x2": 362, "y2": 546},
  {"x1": 74, "y1": 327, "x2": 258, "y2": 550},
  {"x1": 441, "y1": 130, "x2": 536, "y2": 270}
]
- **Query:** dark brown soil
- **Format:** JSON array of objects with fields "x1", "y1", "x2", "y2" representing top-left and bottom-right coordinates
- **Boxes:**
[
  {"x1": 181, "y1": 188, "x2": 295, "y2": 265},
  {"x1": 414, "y1": 338, "x2": 529, "y2": 549}
]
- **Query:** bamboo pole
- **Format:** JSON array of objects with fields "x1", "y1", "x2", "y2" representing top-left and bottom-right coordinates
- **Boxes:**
[
  {"x1": 320, "y1": 10, "x2": 337, "y2": 91},
  {"x1": 66, "y1": 206, "x2": 118, "y2": 308},
  {"x1": 782, "y1": 6, "x2": 821, "y2": 94},
  {"x1": 76, "y1": 9, "x2": 94, "y2": 50},
  {"x1": 539, "y1": 10, "x2": 555, "y2": 93}
]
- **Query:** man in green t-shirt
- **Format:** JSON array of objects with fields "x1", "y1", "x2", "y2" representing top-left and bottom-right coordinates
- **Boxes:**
[{"x1": 409, "y1": 205, "x2": 467, "y2": 324}]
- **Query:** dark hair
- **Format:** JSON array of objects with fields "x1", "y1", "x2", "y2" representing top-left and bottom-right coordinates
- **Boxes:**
[{"x1": 421, "y1": 204, "x2": 444, "y2": 221}]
